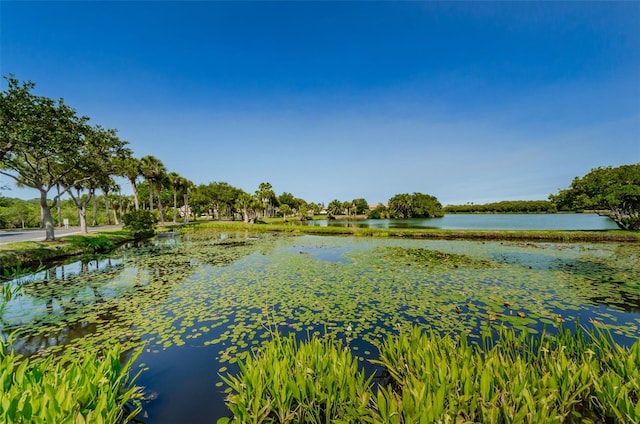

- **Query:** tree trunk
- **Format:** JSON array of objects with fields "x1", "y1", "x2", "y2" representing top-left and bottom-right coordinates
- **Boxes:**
[
  {"x1": 242, "y1": 207, "x2": 249, "y2": 223},
  {"x1": 105, "y1": 192, "x2": 111, "y2": 225},
  {"x1": 173, "y1": 189, "x2": 177, "y2": 224},
  {"x1": 113, "y1": 208, "x2": 119, "y2": 225},
  {"x1": 40, "y1": 190, "x2": 56, "y2": 241},
  {"x1": 92, "y1": 195, "x2": 98, "y2": 226},
  {"x1": 157, "y1": 184, "x2": 165, "y2": 225},
  {"x1": 56, "y1": 184, "x2": 62, "y2": 228},
  {"x1": 79, "y1": 204, "x2": 88, "y2": 233},
  {"x1": 149, "y1": 182, "x2": 154, "y2": 212},
  {"x1": 119, "y1": 190, "x2": 124, "y2": 220},
  {"x1": 183, "y1": 192, "x2": 189, "y2": 224},
  {"x1": 130, "y1": 178, "x2": 140, "y2": 211}
]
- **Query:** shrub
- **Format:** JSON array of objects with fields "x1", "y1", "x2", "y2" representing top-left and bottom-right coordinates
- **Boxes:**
[
  {"x1": 69, "y1": 235, "x2": 115, "y2": 254},
  {"x1": 122, "y1": 210, "x2": 157, "y2": 239}
]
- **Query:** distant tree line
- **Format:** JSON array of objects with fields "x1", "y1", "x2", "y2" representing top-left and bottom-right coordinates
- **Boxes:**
[
  {"x1": 3, "y1": 76, "x2": 637, "y2": 232},
  {"x1": 444, "y1": 200, "x2": 557, "y2": 214},
  {"x1": 549, "y1": 164, "x2": 640, "y2": 230}
]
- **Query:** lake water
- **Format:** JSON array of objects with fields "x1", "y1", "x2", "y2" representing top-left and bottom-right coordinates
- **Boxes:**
[
  {"x1": 306, "y1": 213, "x2": 619, "y2": 230},
  {"x1": 2, "y1": 230, "x2": 638, "y2": 422}
]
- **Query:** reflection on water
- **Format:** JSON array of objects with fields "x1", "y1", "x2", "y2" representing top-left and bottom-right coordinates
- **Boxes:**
[
  {"x1": 305, "y1": 213, "x2": 619, "y2": 230},
  {"x1": 1, "y1": 233, "x2": 638, "y2": 423}
]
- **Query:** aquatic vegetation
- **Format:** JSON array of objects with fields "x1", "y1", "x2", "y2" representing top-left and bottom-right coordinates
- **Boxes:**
[
  {"x1": 0, "y1": 231, "x2": 639, "y2": 420},
  {"x1": 0, "y1": 337, "x2": 143, "y2": 423},
  {"x1": 380, "y1": 246, "x2": 495, "y2": 269},
  {"x1": 219, "y1": 332, "x2": 372, "y2": 423},
  {"x1": 219, "y1": 326, "x2": 640, "y2": 423},
  {"x1": 372, "y1": 326, "x2": 639, "y2": 423}
]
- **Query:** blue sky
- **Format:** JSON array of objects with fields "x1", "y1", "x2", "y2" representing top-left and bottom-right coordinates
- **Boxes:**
[{"x1": 2, "y1": 1, "x2": 639, "y2": 205}]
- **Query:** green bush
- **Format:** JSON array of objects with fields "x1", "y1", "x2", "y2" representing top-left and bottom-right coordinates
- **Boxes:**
[
  {"x1": 69, "y1": 235, "x2": 115, "y2": 254},
  {"x1": 122, "y1": 210, "x2": 157, "y2": 239}
]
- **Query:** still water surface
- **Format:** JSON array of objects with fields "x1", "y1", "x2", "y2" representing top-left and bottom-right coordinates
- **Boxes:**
[
  {"x1": 2, "y1": 229, "x2": 638, "y2": 422},
  {"x1": 306, "y1": 213, "x2": 619, "y2": 230}
]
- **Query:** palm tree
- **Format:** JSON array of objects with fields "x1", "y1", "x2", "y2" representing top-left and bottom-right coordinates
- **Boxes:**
[
  {"x1": 120, "y1": 156, "x2": 142, "y2": 211},
  {"x1": 140, "y1": 155, "x2": 167, "y2": 220},
  {"x1": 101, "y1": 178, "x2": 119, "y2": 225},
  {"x1": 179, "y1": 177, "x2": 194, "y2": 224},
  {"x1": 167, "y1": 171, "x2": 181, "y2": 224}
]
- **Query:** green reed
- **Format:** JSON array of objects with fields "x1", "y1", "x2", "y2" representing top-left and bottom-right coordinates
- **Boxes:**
[
  {"x1": 0, "y1": 337, "x2": 143, "y2": 423},
  {"x1": 220, "y1": 326, "x2": 639, "y2": 423}
]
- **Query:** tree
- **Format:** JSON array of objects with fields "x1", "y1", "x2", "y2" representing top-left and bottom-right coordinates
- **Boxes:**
[
  {"x1": 352, "y1": 198, "x2": 369, "y2": 215},
  {"x1": 388, "y1": 193, "x2": 412, "y2": 218},
  {"x1": 60, "y1": 126, "x2": 129, "y2": 234},
  {"x1": 550, "y1": 164, "x2": 640, "y2": 230},
  {"x1": 168, "y1": 171, "x2": 181, "y2": 224},
  {"x1": 179, "y1": 177, "x2": 194, "y2": 224},
  {"x1": 0, "y1": 76, "x2": 95, "y2": 240},
  {"x1": 388, "y1": 192, "x2": 443, "y2": 219},
  {"x1": 256, "y1": 182, "x2": 277, "y2": 218},
  {"x1": 327, "y1": 199, "x2": 343, "y2": 217},
  {"x1": 100, "y1": 178, "x2": 119, "y2": 225},
  {"x1": 140, "y1": 155, "x2": 167, "y2": 223},
  {"x1": 279, "y1": 204, "x2": 292, "y2": 220},
  {"x1": 368, "y1": 203, "x2": 389, "y2": 219},
  {"x1": 235, "y1": 191, "x2": 260, "y2": 223},
  {"x1": 119, "y1": 156, "x2": 142, "y2": 211}
]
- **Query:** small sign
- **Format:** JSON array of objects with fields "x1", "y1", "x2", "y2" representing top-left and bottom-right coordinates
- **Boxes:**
[{"x1": 63, "y1": 219, "x2": 69, "y2": 229}]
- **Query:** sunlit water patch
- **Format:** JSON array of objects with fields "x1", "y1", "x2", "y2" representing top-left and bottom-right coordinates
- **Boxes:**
[{"x1": 1, "y1": 233, "x2": 638, "y2": 422}]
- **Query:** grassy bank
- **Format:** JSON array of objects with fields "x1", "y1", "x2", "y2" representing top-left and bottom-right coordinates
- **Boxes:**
[
  {"x1": 179, "y1": 221, "x2": 640, "y2": 242},
  {"x1": 0, "y1": 230, "x2": 135, "y2": 274}
]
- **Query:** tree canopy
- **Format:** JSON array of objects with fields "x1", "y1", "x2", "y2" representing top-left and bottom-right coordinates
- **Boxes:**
[
  {"x1": 550, "y1": 164, "x2": 640, "y2": 230},
  {"x1": 388, "y1": 192, "x2": 443, "y2": 219}
]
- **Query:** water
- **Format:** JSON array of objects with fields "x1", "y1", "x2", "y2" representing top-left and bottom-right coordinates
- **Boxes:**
[
  {"x1": 1, "y1": 232, "x2": 638, "y2": 422},
  {"x1": 305, "y1": 213, "x2": 619, "y2": 230}
]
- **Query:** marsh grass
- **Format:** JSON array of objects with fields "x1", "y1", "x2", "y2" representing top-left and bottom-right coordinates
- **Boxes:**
[
  {"x1": 220, "y1": 326, "x2": 639, "y2": 423},
  {"x1": 180, "y1": 221, "x2": 640, "y2": 242}
]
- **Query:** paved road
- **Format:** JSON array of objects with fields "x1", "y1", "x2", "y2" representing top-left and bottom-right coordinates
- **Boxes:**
[{"x1": 0, "y1": 225, "x2": 123, "y2": 244}]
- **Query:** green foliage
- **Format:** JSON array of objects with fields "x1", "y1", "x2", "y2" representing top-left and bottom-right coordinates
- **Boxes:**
[
  {"x1": 221, "y1": 327, "x2": 639, "y2": 423},
  {"x1": 219, "y1": 332, "x2": 373, "y2": 423},
  {"x1": 382, "y1": 247, "x2": 494, "y2": 268},
  {"x1": 68, "y1": 234, "x2": 115, "y2": 254},
  {"x1": 445, "y1": 200, "x2": 557, "y2": 213},
  {"x1": 0, "y1": 338, "x2": 143, "y2": 423},
  {"x1": 352, "y1": 198, "x2": 369, "y2": 214},
  {"x1": 122, "y1": 209, "x2": 157, "y2": 239},
  {"x1": 551, "y1": 164, "x2": 640, "y2": 230},
  {"x1": 367, "y1": 203, "x2": 389, "y2": 219},
  {"x1": 388, "y1": 192, "x2": 443, "y2": 218},
  {"x1": 371, "y1": 326, "x2": 639, "y2": 423}
]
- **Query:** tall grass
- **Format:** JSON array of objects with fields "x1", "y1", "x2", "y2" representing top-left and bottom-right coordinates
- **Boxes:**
[{"x1": 220, "y1": 326, "x2": 639, "y2": 423}]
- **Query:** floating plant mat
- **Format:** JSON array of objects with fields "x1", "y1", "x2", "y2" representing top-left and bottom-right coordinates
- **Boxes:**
[{"x1": 2, "y1": 233, "x2": 639, "y2": 419}]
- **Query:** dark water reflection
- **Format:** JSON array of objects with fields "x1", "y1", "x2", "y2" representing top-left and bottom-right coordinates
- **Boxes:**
[{"x1": 1, "y1": 234, "x2": 639, "y2": 423}]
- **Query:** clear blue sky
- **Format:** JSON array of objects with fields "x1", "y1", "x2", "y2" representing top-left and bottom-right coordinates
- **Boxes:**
[{"x1": 2, "y1": 1, "x2": 639, "y2": 205}]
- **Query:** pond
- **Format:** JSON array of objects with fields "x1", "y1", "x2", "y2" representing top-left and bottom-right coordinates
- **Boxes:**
[
  {"x1": 2, "y1": 231, "x2": 639, "y2": 423},
  {"x1": 305, "y1": 213, "x2": 619, "y2": 230}
]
